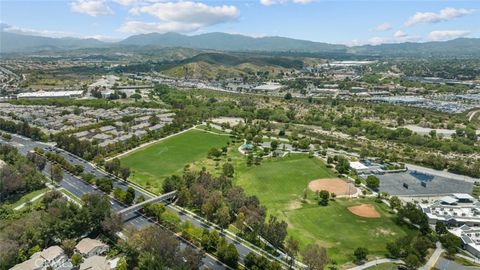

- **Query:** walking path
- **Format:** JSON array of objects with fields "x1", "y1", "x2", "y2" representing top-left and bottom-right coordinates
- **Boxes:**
[
  {"x1": 347, "y1": 259, "x2": 404, "y2": 270},
  {"x1": 13, "y1": 191, "x2": 48, "y2": 210},
  {"x1": 419, "y1": 242, "x2": 444, "y2": 270}
]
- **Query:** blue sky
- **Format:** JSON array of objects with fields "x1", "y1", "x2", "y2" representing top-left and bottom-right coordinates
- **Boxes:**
[{"x1": 1, "y1": 0, "x2": 479, "y2": 45}]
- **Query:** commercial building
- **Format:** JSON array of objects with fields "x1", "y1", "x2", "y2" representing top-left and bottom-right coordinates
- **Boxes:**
[
  {"x1": 420, "y1": 194, "x2": 480, "y2": 227},
  {"x1": 451, "y1": 225, "x2": 480, "y2": 258}
]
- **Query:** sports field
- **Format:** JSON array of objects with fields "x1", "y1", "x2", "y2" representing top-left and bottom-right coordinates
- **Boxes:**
[
  {"x1": 120, "y1": 128, "x2": 231, "y2": 193},
  {"x1": 234, "y1": 154, "x2": 414, "y2": 265},
  {"x1": 235, "y1": 154, "x2": 336, "y2": 211}
]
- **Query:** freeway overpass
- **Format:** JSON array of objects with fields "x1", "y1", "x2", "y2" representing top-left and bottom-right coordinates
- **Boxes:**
[{"x1": 117, "y1": 190, "x2": 177, "y2": 215}]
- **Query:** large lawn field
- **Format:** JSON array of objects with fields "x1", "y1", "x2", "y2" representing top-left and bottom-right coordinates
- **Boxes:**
[
  {"x1": 235, "y1": 154, "x2": 336, "y2": 212},
  {"x1": 120, "y1": 128, "x2": 231, "y2": 194},
  {"x1": 233, "y1": 154, "x2": 414, "y2": 265}
]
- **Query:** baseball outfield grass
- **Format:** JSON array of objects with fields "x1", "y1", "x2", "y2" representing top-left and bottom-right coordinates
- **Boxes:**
[{"x1": 233, "y1": 154, "x2": 414, "y2": 265}]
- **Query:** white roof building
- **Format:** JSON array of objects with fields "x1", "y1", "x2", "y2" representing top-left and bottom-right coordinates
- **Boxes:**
[
  {"x1": 253, "y1": 83, "x2": 283, "y2": 91},
  {"x1": 420, "y1": 194, "x2": 480, "y2": 228},
  {"x1": 76, "y1": 238, "x2": 109, "y2": 258},
  {"x1": 79, "y1": 255, "x2": 111, "y2": 270},
  {"x1": 10, "y1": 245, "x2": 67, "y2": 270},
  {"x1": 451, "y1": 225, "x2": 480, "y2": 258},
  {"x1": 17, "y1": 91, "x2": 84, "y2": 99},
  {"x1": 349, "y1": 161, "x2": 368, "y2": 171}
]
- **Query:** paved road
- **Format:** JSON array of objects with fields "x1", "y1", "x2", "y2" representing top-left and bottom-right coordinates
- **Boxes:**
[
  {"x1": 436, "y1": 257, "x2": 479, "y2": 270},
  {"x1": 9, "y1": 134, "x2": 295, "y2": 268},
  {"x1": 1, "y1": 134, "x2": 226, "y2": 270}
]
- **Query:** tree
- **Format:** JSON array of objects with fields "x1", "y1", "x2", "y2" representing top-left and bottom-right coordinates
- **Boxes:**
[
  {"x1": 120, "y1": 167, "x2": 131, "y2": 180},
  {"x1": 389, "y1": 196, "x2": 401, "y2": 210},
  {"x1": 201, "y1": 230, "x2": 219, "y2": 253},
  {"x1": 285, "y1": 236, "x2": 299, "y2": 269},
  {"x1": 71, "y1": 253, "x2": 83, "y2": 266},
  {"x1": 353, "y1": 247, "x2": 368, "y2": 263},
  {"x1": 284, "y1": 93, "x2": 293, "y2": 100},
  {"x1": 262, "y1": 215, "x2": 288, "y2": 248},
  {"x1": 301, "y1": 244, "x2": 329, "y2": 270},
  {"x1": 386, "y1": 242, "x2": 401, "y2": 258},
  {"x1": 222, "y1": 163, "x2": 234, "y2": 177},
  {"x1": 318, "y1": 190, "x2": 330, "y2": 206},
  {"x1": 148, "y1": 115, "x2": 159, "y2": 126},
  {"x1": 131, "y1": 93, "x2": 142, "y2": 102},
  {"x1": 366, "y1": 175, "x2": 380, "y2": 190},
  {"x1": 217, "y1": 239, "x2": 239, "y2": 268},
  {"x1": 271, "y1": 140, "x2": 279, "y2": 150},
  {"x1": 50, "y1": 163, "x2": 63, "y2": 182},
  {"x1": 404, "y1": 254, "x2": 421, "y2": 270},
  {"x1": 179, "y1": 246, "x2": 203, "y2": 270},
  {"x1": 124, "y1": 187, "x2": 136, "y2": 205},
  {"x1": 335, "y1": 157, "x2": 350, "y2": 174},
  {"x1": 440, "y1": 233, "x2": 461, "y2": 257},
  {"x1": 216, "y1": 205, "x2": 231, "y2": 229},
  {"x1": 102, "y1": 213, "x2": 123, "y2": 236},
  {"x1": 116, "y1": 257, "x2": 128, "y2": 270},
  {"x1": 61, "y1": 239, "x2": 76, "y2": 257},
  {"x1": 105, "y1": 158, "x2": 121, "y2": 175},
  {"x1": 208, "y1": 147, "x2": 222, "y2": 159},
  {"x1": 435, "y1": 222, "x2": 448, "y2": 235},
  {"x1": 163, "y1": 175, "x2": 183, "y2": 193},
  {"x1": 354, "y1": 178, "x2": 361, "y2": 186},
  {"x1": 176, "y1": 187, "x2": 191, "y2": 207}
]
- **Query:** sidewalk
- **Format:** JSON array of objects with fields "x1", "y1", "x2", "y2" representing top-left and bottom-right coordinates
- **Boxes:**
[{"x1": 347, "y1": 259, "x2": 404, "y2": 270}]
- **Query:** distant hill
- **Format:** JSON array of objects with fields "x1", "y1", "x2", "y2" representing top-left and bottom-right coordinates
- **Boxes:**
[
  {"x1": 0, "y1": 32, "x2": 107, "y2": 53},
  {"x1": 119, "y1": 32, "x2": 347, "y2": 53},
  {"x1": 1, "y1": 30, "x2": 479, "y2": 57},
  {"x1": 159, "y1": 52, "x2": 302, "y2": 80},
  {"x1": 348, "y1": 38, "x2": 480, "y2": 57},
  {"x1": 178, "y1": 52, "x2": 304, "y2": 69}
]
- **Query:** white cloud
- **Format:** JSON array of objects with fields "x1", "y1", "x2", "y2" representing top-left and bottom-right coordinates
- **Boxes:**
[
  {"x1": 405, "y1": 7, "x2": 475, "y2": 26},
  {"x1": 393, "y1": 30, "x2": 407, "y2": 38},
  {"x1": 373, "y1": 23, "x2": 391, "y2": 32},
  {"x1": 292, "y1": 0, "x2": 314, "y2": 4},
  {"x1": 427, "y1": 30, "x2": 470, "y2": 41},
  {"x1": 367, "y1": 37, "x2": 387, "y2": 45},
  {"x1": 120, "y1": 1, "x2": 238, "y2": 34},
  {"x1": 118, "y1": 21, "x2": 202, "y2": 33},
  {"x1": 113, "y1": 0, "x2": 135, "y2": 5},
  {"x1": 351, "y1": 31, "x2": 420, "y2": 46},
  {"x1": 2, "y1": 24, "x2": 77, "y2": 38},
  {"x1": 260, "y1": 0, "x2": 312, "y2": 6},
  {"x1": 71, "y1": 0, "x2": 113, "y2": 16}
]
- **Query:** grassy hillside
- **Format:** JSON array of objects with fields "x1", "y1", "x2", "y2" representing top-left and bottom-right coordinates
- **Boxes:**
[{"x1": 160, "y1": 52, "x2": 301, "y2": 80}]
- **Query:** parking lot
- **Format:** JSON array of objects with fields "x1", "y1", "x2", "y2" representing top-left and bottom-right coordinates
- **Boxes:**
[{"x1": 371, "y1": 171, "x2": 474, "y2": 196}]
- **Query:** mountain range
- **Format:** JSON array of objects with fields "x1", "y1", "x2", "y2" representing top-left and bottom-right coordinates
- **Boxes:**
[{"x1": 1, "y1": 30, "x2": 480, "y2": 57}]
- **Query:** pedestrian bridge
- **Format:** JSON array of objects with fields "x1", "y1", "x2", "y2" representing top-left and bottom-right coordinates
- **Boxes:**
[{"x1": 117, "y1": 190, "x2": 177, "y2": 215}]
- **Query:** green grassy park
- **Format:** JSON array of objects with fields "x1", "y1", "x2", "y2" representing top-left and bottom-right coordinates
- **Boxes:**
[
  {"x1": 232, "y1": 154, "x2": 413, "y2": 265},
  {"x1": 119, "y1": 127, "x2": 414, "y2": 265},
  {"x1": 120, "y1": 128, "x2": 231, "y2": 193}
]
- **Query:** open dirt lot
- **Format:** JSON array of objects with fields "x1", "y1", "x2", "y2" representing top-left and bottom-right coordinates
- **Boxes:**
[
  {"x1": 308, "y1": 178, "x2": 357, "y2": 196},
  {"x1": 348, "y1": 204, "x2": 381, "y2": 218}
]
